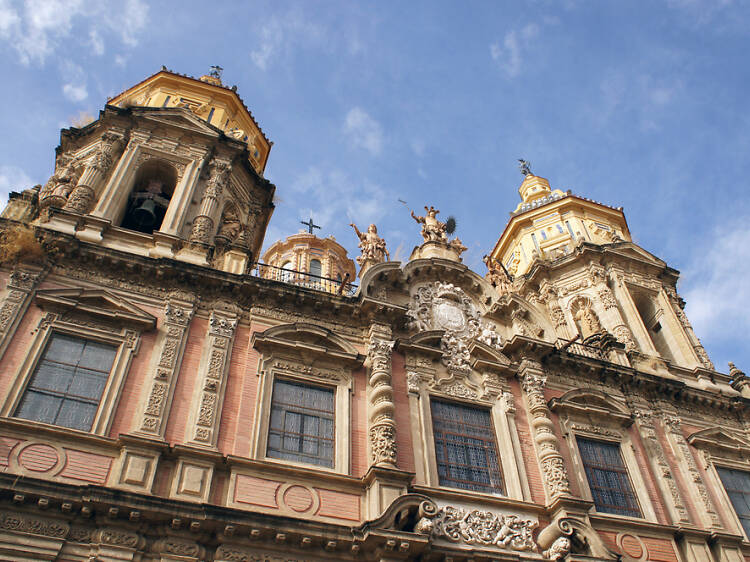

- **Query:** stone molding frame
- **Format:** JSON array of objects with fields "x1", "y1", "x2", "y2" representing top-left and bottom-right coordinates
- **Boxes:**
[
  {"x1": 0, "y1": 267, "x2": 46, "y2": 362},
  {"x1": 552, "y1": 390, "x2": 659, "y2": 523},
  {"x1": 250, "y1": 323, "x2": 362, "y2": 475},
  {"x1": 0, "y1": 288, "x2": 153, "y2": 436},
  {"x1": 408, "y1": 367, "x2": 530, "y2": 501},
  {"x1": 687, "y1": 427, "x2": 750, "y2": 539}
]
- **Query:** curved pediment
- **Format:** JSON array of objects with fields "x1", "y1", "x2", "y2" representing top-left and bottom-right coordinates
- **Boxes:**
[
  {"x1": 252, "y1": 322, "x2": 363, "y2": 366},
  {"x1": 549, "y1": 388, "x2": 631, "y2": 424}
]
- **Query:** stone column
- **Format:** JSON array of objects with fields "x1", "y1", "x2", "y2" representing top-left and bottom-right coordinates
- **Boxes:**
[
  {"x1": 188, "y1": 160, "x2": 229, "y2": 245},
  {"x1": 662, "y1": 411, "x2": 723, "y2": 530},
  {"x1": 186, "y1": 306, "x2": 239, "y2": 446},
  {"x1": 367, "y1": 324, "x2": 397, "y2": 468},
  {"x1": 0, "y1": 267, "x2": 45, "y2": 361},
  {"x1": 663, "y1": 286, "x2": 715, "y2": 370},
  {"x1": 519, "y1": 359, "x2": 571, "y2": 500},
  {"x1": 628, "y1": 399, "x2": 690, "y2": 525},
  {"x1": 90, "y1": 133, "x2": 148, "y2": 220},
  {"x1": 138, "y1": 291, "x2": 198, "y2": 438},
  {"x1": 64, "y1": 132, "x2": 124, "y2": 214}
]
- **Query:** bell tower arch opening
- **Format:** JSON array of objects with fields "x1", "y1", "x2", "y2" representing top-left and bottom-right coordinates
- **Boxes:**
[{"x1": 120, "y1": 159, "x2": 177, "y2": 234}]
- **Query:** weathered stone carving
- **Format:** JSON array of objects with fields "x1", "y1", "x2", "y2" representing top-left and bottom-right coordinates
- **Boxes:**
[
  {"x1": 191, "y1": 308, "x2": 238, "y2": 444},
  {"x1": 570, "y1": 296, "x2": 603, "y2": 340},
  {"x1": 411, "y1": 205, "x2": 448, "y2": 242},
  {"x1": 350, "y1": 222, "x2": 389, "y2": 266},
  {"x1": 0, "y1": 512, "x2": 68, "y2": 538},
  {"x1": 64, "y1": 132, "x2": 124, "y2": 214},
  {"x1": 367, "y1": 329, "x2": 397, "y2": 467},
  {"x1": 630, "y1": 402, "x2": 690, "y2": 524},
  {"x1": 663, "y1": 413, "x2": 722, "y2": 528},
  {"x1": 140, "y1": 293, "x2": 197, "y2": 436},
  {"x1": 520, "y1": 363, "x2": 571, "y2": 498},
  {"x1": 415, "y1": 502, "x2": 538, "y2": 552},
  {"x1": 484, "y1": 255, "x2": 513, "y2": 296},
  {"x1": 189, "y1": 158, "x2": 232, "y2": 245},
  {"x1": 39, "y1": 153, "x2": 81, "y2": 210},
  {"x1": 477, "y1": 321, "x2": 503, "y2": 349},
  {"x1": 543, "y1": 536, "x2": 572, "y2": 561}
]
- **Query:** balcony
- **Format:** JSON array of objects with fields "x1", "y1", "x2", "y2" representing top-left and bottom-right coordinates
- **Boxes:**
[{"x1": 249, "y1": 262, "x2": 357, "y2": 297}]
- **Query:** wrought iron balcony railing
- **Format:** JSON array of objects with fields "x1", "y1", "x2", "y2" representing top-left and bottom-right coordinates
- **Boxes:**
[
  {"x1": 555, "y1": 338, "x2": 605, "y2": 361},
  {"x1": 249, "y1": 262, "x2": 357, "y2": 296}
]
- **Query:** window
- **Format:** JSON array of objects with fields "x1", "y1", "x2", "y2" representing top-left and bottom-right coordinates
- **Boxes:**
[
  {"x1": 14, "y1": 333, "x2": 118, "y2": 431},
  {"x1": 267, "y1": 379, "x2": 335, "y2": 468},
  {"x1": 577, "y1": 437, "x2": 641, "y2": 517},
  {"x1": 279, "y1": 261, "x2": 293, "y2": 283},
  {"x1": 717, "y1": 467, "x2": 750, "y2": 538},
  {"x1": 430, "y1": 399, "x2": 504, "y2": 494},
  {"x1": 309, "y1": 259, "x2": 322, "y2": 278}
]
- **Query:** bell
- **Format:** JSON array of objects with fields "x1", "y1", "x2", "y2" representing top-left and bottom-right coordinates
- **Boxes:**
[{"x1": 132, "y1": 197, "x2": 156, "y2": 229}]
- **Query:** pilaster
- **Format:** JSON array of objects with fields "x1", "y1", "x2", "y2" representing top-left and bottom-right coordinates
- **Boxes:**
[
  {"x1": 0, "y1": 267, "x2": 45, "y2": 361},
  {"x1": 519, "y1": 358, "x2": 571, "y2": 502},
  {"x1": 367, "y1": 324, "x2": 397, "y2": 468},
  {"x1": 137, "y1": 290, "x2": 198, "y2": 439}
]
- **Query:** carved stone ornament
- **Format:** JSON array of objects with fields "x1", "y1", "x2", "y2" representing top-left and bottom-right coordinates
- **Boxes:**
[
  {"x1": 407, "y1": 282, "x2": 484, "y2": 376},
  {"x1": 369, "y1": 423, "x2": 398, "y2": 465},
  {"x1": 415, "y1": 501, "x2": 539, "y2": 552},
  {"x1": 0, "y1": 512, "x2": 68, "y2": 538},
  {"x1": 544, "y1": 536, "x2": 572, "y2": 561},
  {"x1": 367, "y1": 333, "x2": 398, "y2": 467}
]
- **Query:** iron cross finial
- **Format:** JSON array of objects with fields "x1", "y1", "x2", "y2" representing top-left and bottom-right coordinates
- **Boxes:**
[
  {"x1": 518, "y1": 159, "x2": 532, "y2": 176},
  {"x1": 301, "y1": 217, "x2": 321, "y2": 234}
]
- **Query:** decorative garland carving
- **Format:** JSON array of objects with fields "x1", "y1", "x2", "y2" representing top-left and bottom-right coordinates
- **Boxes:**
[
  {"x1": 415, "y1": 501, "x2": 538, "y2": 552},
  {"x1": 140, "y1": 294, "x2": 197, "y2": 436},
  {"x1": 0, "y1": 512, "x2": 68, "y2": 538},
  {"x1": 630, "y1": 403, "x2": 690, "y2": 523},
  {"x1": 191, "y1": 308, "x2": 238, "y2": 444},
  {"x1": 367, "y1": 330, "x2": 397, "y2": 467},
  {"x1": 663, "y1": 413, "x2": 722, "y2": 528},
  {"x1": 520, "y1": 363, "x2": 571, "y2": 498}
]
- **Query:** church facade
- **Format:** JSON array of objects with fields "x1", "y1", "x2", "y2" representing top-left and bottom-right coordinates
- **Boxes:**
[{"x1": 0, "y1": 69, "x2": 748, "y2": 562}]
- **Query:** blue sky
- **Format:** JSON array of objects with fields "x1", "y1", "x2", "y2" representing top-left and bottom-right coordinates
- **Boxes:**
[{"x1": 1, "y1": 0, "x2": 749, "y2": 372}]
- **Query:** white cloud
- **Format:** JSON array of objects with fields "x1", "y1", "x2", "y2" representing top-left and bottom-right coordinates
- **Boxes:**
[
  {"x1": 343, "y1": 107, "x2": 383, "y2": 156},
  {"x1": 0, "y1": 0, "x2": 148, "y2": 65},
  {"x1": 0, "y1": 165, "x2": 34, "y2": 204},
  {"x1": 490, "y1": 23, "x2": 539, "y2": 77},
  {"x1": 286, "y1": 166, "x2": 391, "y2": 238},
  {"x1": 682, "y1": 214, "x2": 750, "y2": 365},
  {"x1": 60, "y1": 60, "x2": 87, "y2": 102},
  {"x1": 249, "y1": 12, "x2": 325, "y2": 71}
]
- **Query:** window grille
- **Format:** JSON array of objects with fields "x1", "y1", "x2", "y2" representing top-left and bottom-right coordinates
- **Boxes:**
[
  {"x1": 430, "y1": 399, "x2": 504, "y2": 494},
  {"x1": 15, "y1": 333, "x2": 118, "y2": 431},
  {"x1": 717, "y1": 466, "x2": 750, "y2": 538},
  {"x1": 267, "y1": 378, "x2": 335, "y2": 468},
  {"x1": 577, "y1": 437, "x2": 641, "y2": 517}
]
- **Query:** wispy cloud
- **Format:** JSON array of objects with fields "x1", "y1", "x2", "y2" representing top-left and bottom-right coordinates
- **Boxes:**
[
  {"x1": 249, "y1": 12, "x2": 325, "y2": 71},
  {"x1": 682, "y1": 213, "x2": 750, "y2": 368},
  {"x1": 343, "y1": 107, "x2": 383, "y2": 156},
  {"x1": 490, "y1": 23, "x2": 539, "y2": 77},
  {"x1": 0, "y1": 0, "x2": 148, "y2": 65},
  {"x1": 60, "y1": 59, "x2": 87, "y2": 102},
  {"x1": 0, "y1": 165, "x2": 34, "y2": 203}
]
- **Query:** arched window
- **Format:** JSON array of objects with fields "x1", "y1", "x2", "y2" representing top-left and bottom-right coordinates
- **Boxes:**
[
  {"x1": 121, "y1": 159, "x2": 176, "y2": 234},
  {"x1": 280, "y1": 261, "x2": 293, "y2": 283},
  {"x1": 309, "y1": 259, "x2": 322, "y2": 278}
]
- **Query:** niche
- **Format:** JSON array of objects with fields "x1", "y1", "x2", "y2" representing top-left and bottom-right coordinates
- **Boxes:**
[
  {"x1": 632, "y1": 290, "x2": 677, "y2": 363},
  {"x1": 120, "y1": 159, "x2": 177, "y2": 234}
]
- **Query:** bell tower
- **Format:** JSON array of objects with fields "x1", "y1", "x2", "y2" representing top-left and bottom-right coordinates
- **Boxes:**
[{"x1": 23, "y1": 68, "x2": 277, "y2": 274}]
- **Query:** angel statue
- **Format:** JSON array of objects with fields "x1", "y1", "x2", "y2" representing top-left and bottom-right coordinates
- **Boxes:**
[
  {"x1": 350, "y1": 222, "x2": 389, "y2": 266},
  {"x1": 411, "y1": 205, "x2": 448, "y2": 242}
]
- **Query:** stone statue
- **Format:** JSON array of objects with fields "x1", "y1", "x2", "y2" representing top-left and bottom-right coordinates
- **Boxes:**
[
  {"x1": 411, "y1": 205, "x2": 448, "y2": 242},
  {"x1": 216, "y1": 206, "x2": 242, "y2": 243},
  {"x1": 39, "y1": 155, "x2": 80, "y2": 209},
  {"x1": 484, "y1": 255, "x2": 513, "y2": 295},
  {"x1": 449, "y1": 237, "x2": 467, "y2": 257},
  {"x1": 350, "y1": 222, "x2": 389, "y2": 265},
  {"x1": 574, "y1": 301, "x2": 603, "y2": 340}
]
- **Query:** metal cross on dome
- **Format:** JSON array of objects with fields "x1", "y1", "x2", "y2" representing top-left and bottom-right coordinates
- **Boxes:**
[{"x1": 301, "y1": 217, "x2": 321, "y2": 234}]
